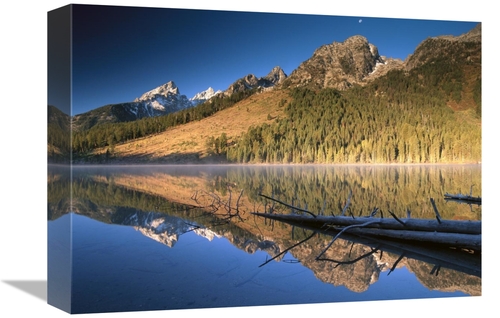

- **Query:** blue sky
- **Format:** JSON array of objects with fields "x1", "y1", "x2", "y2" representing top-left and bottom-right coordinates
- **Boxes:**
[{"x1": 60, "y1": 4, "x2": 478, "y2": 115}]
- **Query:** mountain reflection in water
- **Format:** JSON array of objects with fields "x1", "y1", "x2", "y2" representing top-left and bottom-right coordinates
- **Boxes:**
[{"x1": 48, "y1": 164, "x2": 481, "y2": 314}]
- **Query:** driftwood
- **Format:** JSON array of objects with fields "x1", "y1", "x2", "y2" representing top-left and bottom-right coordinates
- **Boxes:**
[
  {"x1": 252, "y1": 212, "x2": 481, "y2": 234},
  {"x1": 444, "y1": 193, "x2": 481, "y2": 204},
  {"x1": 263, "y1": 219, "x2": 481, "y2": 278},
  {"x1": 444, "y1": 185, "x2": 481, "y2": 204},
  {"x1": 253, "y1": 208, "x2": 481, "y2": 277},
  {"x1": 252, "y1": 212, "x2": 481, "y2": 251},
  {"x1": 287, "y1": 222, "x2": 481, "y2": 277},
  {"x1": 254, "y1": 193, "x2": 482, "y2": 252}
]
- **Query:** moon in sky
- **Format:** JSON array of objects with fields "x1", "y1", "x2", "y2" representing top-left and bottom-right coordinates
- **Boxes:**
[{"x1": 359, "y1": 19, "x2": 362, "y2": 23}]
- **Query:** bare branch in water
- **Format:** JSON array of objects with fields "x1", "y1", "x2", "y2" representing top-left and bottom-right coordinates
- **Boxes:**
[
  {"x1": 259, "y1": 193, "x2": 317, "y2": 218},
  {"x1": 388, "y1": 253, "x2": 406, "y2": 276},
  {"x1": 430, "y1": 198, "x2": 442, "y2": 224},
  {"x1": 340, "y1": 190, "x2": 352, "y2": 217},
  {"x1": 259, "y1": 232, "x2": 316, "y2": 267},
  {"x1": 369, "y1": 207, "x2": 379, "y2": 218},
  {"x1": 317, "y1": 246, "x2": 380, "y2": 267},
  {"x1": 430, "y1": 264, "x2": 441, "y2": 276},
  {"x1": 316, "y1": 219, "x2": 381, "y2": 260},
  {"x1": 388, "y1": 211, "x2": 406, "y2": 226}
]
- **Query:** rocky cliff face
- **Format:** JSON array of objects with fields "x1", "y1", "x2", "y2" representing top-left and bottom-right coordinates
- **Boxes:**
[
  {"x1": 224, "y1": 66, "x2": 287, "y2": 95},
  {"x1": 282, "y1": 35, "x2": 404, "y2": 91},
  {"x1": 262, "y1": 66, "x2": 288, "y2": 85},
  {"x1": 280, "y1": 23, "x2": 480, "y2": 92}
]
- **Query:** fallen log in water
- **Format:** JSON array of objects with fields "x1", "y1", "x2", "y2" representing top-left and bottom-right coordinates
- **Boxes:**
[
  {"x1": 252, "y1": 192, "x2": 481, "y2": 278},
  {"x1": 326, "y1": 226, "x2": 480, "y2": 250},
  {"x1": 251, "y1": 212, "x2": 481, "y2": 235},
  {"x1": 444, "y1": 193, "x2": 482, "y2": 204},
  {"x1": 261, "y1": 218, "x2": 481, "y2": 278},
  {"x1": 252, "y1": 212, "x2": 481, "y2": 251},
  {"x1": 444, "y1": 185, "x2": 482, "y2": 204}
]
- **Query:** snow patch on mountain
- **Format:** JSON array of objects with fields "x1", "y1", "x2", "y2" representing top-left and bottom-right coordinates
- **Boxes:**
[
  {"x1": 131, "y1": 81, "x2": 193, "y2": 117},
  {"x1": 135, "y1": 81, "x2": 180, "y2": 102},
  {"x1": 190, "y1": 87, "x2": 222, "y2": 105},
  {"x1": 124, "y1": 211, "x2": 220, "y2": 248}
]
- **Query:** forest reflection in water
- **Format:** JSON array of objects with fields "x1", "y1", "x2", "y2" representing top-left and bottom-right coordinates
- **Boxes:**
[{"x1": 48, "y1": 164, "x2": 481, "y2": 313}]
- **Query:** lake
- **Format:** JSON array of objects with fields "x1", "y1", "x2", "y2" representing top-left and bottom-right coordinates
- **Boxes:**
[{"x1": 47, "y1": 164, "x2": 481, "y2": 314}]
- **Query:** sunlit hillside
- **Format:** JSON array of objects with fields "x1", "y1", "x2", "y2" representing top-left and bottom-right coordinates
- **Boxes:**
[{"x1": 87, "y1": 89, "x2": 291, "y2": 163}]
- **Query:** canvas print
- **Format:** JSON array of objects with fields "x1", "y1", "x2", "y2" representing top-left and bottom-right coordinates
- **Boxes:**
[{"x1": 47, "y1": 4, "x2": 481, "y2": 314}]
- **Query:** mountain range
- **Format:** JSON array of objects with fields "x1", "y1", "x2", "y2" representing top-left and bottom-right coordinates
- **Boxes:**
[
  {"x1": 49, "y1": 23, "x2": 481, "y2": 164},
  {"x1": 71, "y1": 23, "x2": 480, "y2": 131},
  {"x1": 71, "y1": 82, "x2": 216, "y2": 131},
  {"x1": 71, "y1": 65, "x2": 287, "y2": 131}
]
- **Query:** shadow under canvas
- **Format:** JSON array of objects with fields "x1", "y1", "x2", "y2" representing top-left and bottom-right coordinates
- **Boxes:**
[{"x1": 3, "y1": 280, "x2": 47, "y2": 302}]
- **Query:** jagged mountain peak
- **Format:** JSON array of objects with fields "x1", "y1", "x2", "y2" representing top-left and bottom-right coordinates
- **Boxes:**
[
  {"x1": 72, "y1": 81, "x2": 194, "y2": 130},
  {"x1": 263, "y1": 66, "x2": 287, "y2": 85},
  {"x1": 190, "y1": 87, "x2": 222, "y2": 105},
  {"x1": 129, "y1": 81, "x2": 191, "y2": 114},
  {"x1": 225, "y1": 66, "x2": 288, "y2": 95},
  {"x1": 135, "y1": 81, "x2": 180, "y2": 102},
  {"x1": 282, "y1": 34, "x2": 392, "y2": 90}
]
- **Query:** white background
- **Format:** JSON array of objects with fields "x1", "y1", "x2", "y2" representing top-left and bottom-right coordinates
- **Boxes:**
[{"x1": 1, "y1": 1, "x2": 497, "y2": 317}]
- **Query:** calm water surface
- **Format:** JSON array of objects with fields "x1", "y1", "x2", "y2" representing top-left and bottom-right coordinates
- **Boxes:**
[{"x1": 47, "y1": 164, "x2": 481, "y2": 314}]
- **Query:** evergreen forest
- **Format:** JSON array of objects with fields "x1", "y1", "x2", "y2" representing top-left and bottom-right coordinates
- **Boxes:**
[
  {"x1": 70, "y1": 88, "x2": 259, "y2": 155},
  {"x1": 50, "y1": 33, "x2": 481, "y2": 165},
  {"x1": 226, "y1": 43, "x2": 481, "y2": 164}
]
